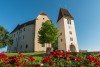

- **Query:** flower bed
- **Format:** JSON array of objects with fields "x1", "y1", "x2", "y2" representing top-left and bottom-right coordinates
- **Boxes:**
[{"x1": 0, "y1": 51, "x2": 100, "y2": 67}]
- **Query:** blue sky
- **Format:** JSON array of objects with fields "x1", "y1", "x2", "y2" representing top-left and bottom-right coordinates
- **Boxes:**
[{"x1": 0, "y1": 0, "x2": 100, "y2": 52}]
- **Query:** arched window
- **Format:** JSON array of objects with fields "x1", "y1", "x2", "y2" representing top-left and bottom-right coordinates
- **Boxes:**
[{"x1": 67, "y1": 19, "x2": 71, "y2": 24}]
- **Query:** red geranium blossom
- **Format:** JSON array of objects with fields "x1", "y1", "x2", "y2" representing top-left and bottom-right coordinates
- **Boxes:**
[
  {"x1": 35, "y1": 64, "x2": 40, "y2": 67},
  {"x1": 8, "y1": 56, "x2": 17, "y2": 64},
  {"x1": 23, "y1": 62, "x2": 27, "y2": 66},
  {"x1": 0, "y1": 53, "x2": 7, "y2": 58},
  {"x1": 29, "y1": 56, "x2": 35, "y2": 62},
  {"x1": 96, "y1": 62, "x2": 100, "y2": 66},
  {"x1": 43, "y1": 57, "x2": 50, "y2": 63},
  {"x1": 49, "y1": 61, "x2": 54, "y2": 65},
  {"x1": 76, "y1": 58, "x2": 81, "y2": 62},
  {"x1": 18, "y1": 52, "x2": 24, "y2": 58},
  {"x1": 16, "y1": 62, "x2": 21, "y2": 66},
  {"x1": 70, "y1": 57, "x2": 75, "y2": 60}
]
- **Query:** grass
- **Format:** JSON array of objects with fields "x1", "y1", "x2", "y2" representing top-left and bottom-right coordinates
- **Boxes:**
[{"x1": 6, "y1": 52, "x2": 45, "y2": 63}]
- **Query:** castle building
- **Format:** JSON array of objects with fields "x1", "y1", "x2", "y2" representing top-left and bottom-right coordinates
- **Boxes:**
[
  {"x1": 7, "y1": 12, "x2": 51, "y2": 52},
  {"x1": 8, "y1": 8, "x2": 79, "y2": 52},
  {"x1": 57, "y1": 8, "x2": 79, "y2": 52}
]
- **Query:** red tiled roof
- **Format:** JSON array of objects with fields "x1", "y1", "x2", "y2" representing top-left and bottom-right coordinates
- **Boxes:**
[{"x1": 40, "y1": 12, "x2": 47, "y2": 15}]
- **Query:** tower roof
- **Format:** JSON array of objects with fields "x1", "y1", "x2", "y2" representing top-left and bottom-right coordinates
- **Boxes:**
[
  {"x1": 57, "y1": 8, "x2": 74, "y2": 22},
  {"x1": 40, "y1": 12, "x2": 47, "y2": 15}
]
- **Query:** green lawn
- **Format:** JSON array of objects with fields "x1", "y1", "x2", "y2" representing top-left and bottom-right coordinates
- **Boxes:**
[{"x1": 6, "y1": 52, "x2": 45, "y2": 63}]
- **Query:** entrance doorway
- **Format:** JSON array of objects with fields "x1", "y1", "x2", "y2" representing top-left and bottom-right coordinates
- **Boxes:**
[{"x1": 70, "y1": 43, "x2": 76, "y2": 52}]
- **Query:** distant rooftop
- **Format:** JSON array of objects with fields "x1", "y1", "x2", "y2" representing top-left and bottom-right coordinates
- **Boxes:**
[{"x1": 40, "y1": 12, "x2": 47, "y2": 15}]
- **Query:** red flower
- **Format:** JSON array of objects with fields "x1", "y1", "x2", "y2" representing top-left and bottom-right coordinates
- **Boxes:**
[
  {"x1": 50, "y1": 51, "x2": 57, "y2": 57},
  {"x1": 70, "y1": 57, "x2": 75, "y2": 60},
  {"x1": 29, "y1": 56, "x2": 35, "y2": 62},
  {"x1": 66, "y1": 50, "x2": 71, "y2": 55},
  {"x1": 43, "y1": 57, "x2": 50, "y2": 63},
  {"x1": 96, "y1": 62, "x2": 100, "y2": 66},
  {"x1": 23, "y1": 62, "x2": 27, "y2": 66},
  {"x1": 0, "y1": 53, "x2": 7, "y2": 58},
  {"x1": 18, "y1": 52, "x2": 24, "y2": 58},
  {"x1": 94, "y1": 58, "x2": 98, "y2": 62},
  {"x1": 8, "y1": 56, "x2": 17, "y2": 64},
  {"x1": 16, "y1": 62, "x2": 21, "y2": 66},
  {"x1": 49, "y1": 61, "x2": 54, "y2": 65},
  {"x1": 56, "y1": 51, "x2": 64, "y2": 57},
  {"x1": 76, "y1": 58, "x2": 81, "y2": 62},
  {"x1": 35, "y1": 64, "x2": 40, "y2": 67}
]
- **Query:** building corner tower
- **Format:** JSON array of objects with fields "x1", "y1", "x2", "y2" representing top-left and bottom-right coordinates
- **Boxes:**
[{"x1": 57, "y1": 8, "x2": 79, "y2": 52}]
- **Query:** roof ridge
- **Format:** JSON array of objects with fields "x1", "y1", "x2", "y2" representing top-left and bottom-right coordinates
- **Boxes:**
[{"x1": 11, "y1": 19, "x2": 36, "y2": 33}]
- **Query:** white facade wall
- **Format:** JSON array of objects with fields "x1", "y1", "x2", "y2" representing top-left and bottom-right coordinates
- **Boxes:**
[
  {"x1": 8, "y1": 14, "x2": 52, "y2": 52},
  {"x1": 9, "y1": 24, "x2": 35, "y2": 52},
  {"x1": 58, "y1": 17, "x2": 79, "y2": 52}
]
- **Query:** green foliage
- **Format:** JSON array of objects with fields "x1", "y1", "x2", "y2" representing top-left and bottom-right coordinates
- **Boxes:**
[
  {"x1": 38, "y1": 20, "x2": 59, "y2": 44},
  {"x1": 52, "y1": 40, "x2": 58, "y2": 50},
  {"x1": 0, "y1": 25, "x2": 13, "y2": 48}
]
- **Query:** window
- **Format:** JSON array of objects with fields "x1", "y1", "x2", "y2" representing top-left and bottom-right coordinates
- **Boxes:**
[
  {"x1": 64, "y1": 14, "x2": 66, "y2": 16},
  {"x1": 70, "y1": 22, "x2": 71, "y2": 24},
  {"x1": 61, "y1": 39, "x2": 63, "y2": 42},
  {"x1": 23, "y1": 35, "x2": 24, "y2": 39},
  {"x1": 70, "y1": 37, "x2": 73, "y2": 41},
  {"x1": 69, "y1": 31, "x2": 72, "y2": 35},
  {"x1": 20, "y1": 30, "x2": 22, "y2": 33},
  {"x1": 67, "y1": 19, "x2": 71, "y2": 24},
  {"x1": 24, "y1": 28, "x2": 25, "y2": 31},
  {"x1": 26, "y1": 44, "x2": 28, "y2": 48},
  {"x1": 20, "y1": 45, "x2": 22, "y2": 49},
  {"x1": 43, "y1": 18, "x2": 44, "y2": 20},
  {"x1": 42, "y1": 44, "x2": 45, "y2": 47},
  {"x1": 60, "y1": 33, "x2": 62, "y2": 36},
  {"x1": 19, "y1": 37, "x2": 21, "y2": 40},
  {"x1": 14, "y1": 34, "x2": 15, "y2": 37},
  {"x1": 17, "y1": 32, "x2": 18, "y2": 34},
  {"x1": 16, "y1": 38, "x2": 17, "y2": 41}
]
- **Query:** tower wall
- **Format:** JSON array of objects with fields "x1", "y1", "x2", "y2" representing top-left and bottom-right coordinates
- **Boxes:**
[
  {"x1": 58, "y1": 17, "x2": 79, "y2": 52},
  {"x1": 34, "y1": 14, "x2": 51, "y2": 51}
]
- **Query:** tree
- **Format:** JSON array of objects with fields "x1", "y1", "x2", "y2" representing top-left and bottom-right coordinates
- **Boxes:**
[
  {"x1": 38, "y1": 20, "x2": 59, "y2": 46},
  {"x1": 0, "y1": 25, "x2": 13, "y2": 48},
  {"x1": 52, "y1": 40, "x2": 58, "y2": 50}
]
